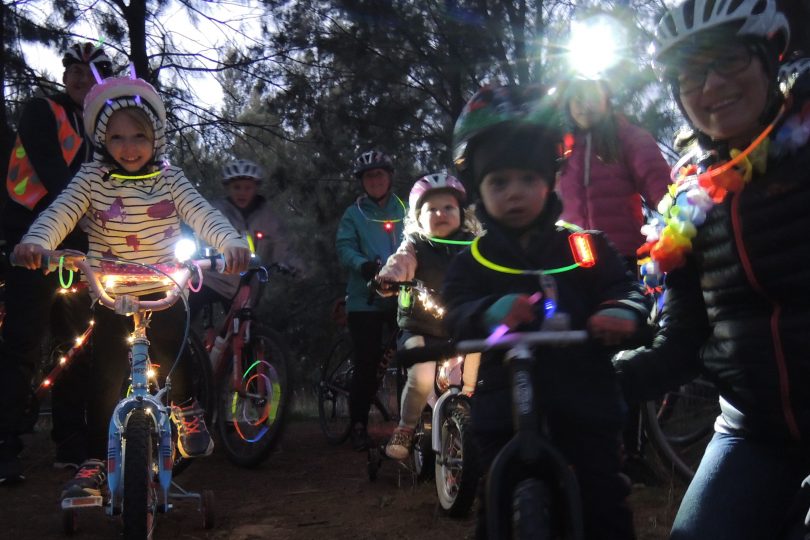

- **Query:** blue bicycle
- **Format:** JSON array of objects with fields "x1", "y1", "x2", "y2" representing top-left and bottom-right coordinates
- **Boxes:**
[{"x1": 22, "y1": 247, "x2": 223, "y2": 539}]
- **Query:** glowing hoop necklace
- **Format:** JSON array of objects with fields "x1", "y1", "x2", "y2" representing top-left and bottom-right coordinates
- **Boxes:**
[
  {"x1": 428, "y1": 237, "x2": 474, "y2": 246},
  {"x1": 109, "y1": 169, "x2": 162, "y2": 180},
  {"x1": 355, "y1": 193, "x2": 407, "y2": 231},
  {"x1": 470, "y1": 235, "x2": 595, "y2": 276}
]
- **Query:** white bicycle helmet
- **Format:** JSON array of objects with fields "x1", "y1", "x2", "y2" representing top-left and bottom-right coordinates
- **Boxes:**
[
  {"x1": 408, "y1": 173, "x2": 466, "y2": 214},
  {"x1": 222, "y1": 159, "x2": 264, "y2": 184},
  {"x1": 778, "y1": 58, "x2": 810, "y2": 93},
  {"x1": 653, "y1": 0, "x2": 790, "y2": 65},
  {"x1": 352, "y1": 150, "x2": 394, "y2": 178},
  {"x1": 62, "y1": 42, "x2": 113, "y2": 75}
]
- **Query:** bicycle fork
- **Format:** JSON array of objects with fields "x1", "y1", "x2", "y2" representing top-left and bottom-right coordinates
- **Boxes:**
[
  {"x1": 106, "y1": 335, "x2": 174, "y2": 514},
  {"x1": 485, "y1": 344, "x2": 584, "y2": 539}
]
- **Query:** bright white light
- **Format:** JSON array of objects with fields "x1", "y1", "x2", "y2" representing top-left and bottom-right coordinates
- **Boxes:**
[
  {"x1": 567, "y1": 16, "x2": 623, "y2": 79},
  {"x1": 174, "y1": 238, "x2": 197, "y2": 262}
]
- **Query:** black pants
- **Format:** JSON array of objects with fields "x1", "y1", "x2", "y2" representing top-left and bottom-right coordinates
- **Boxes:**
[
  {"x1": 347, "y1": 310, "x2": 396, "y2": 426},
  {"x1": 0, "y1": 266, "x2": 92, "y2": 460},
  {"x1": 85, "y1": 299, "x2": 193, "y2": 458}
]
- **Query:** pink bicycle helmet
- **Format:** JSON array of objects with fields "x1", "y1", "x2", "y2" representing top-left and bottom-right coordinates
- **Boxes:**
[{"x1": 408, "y1": 172, "x2": 466, "y2": 215}]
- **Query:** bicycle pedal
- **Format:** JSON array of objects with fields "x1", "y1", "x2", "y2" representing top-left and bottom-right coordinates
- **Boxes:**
[{"x1": 61, "y1": 495, "x2": 104, "y2": 509}]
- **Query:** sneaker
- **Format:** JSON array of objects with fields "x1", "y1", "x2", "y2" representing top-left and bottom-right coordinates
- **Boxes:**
[
  {"x1": 171, "y1": 399, "x2": 214, "y2": 458},
  {"x1": 0, "y1": 457, "x2": 24, "y2": 485},
  {"x1": 385, "y1": 426, "x2": 414, "y2": 460},
  {"x1": 350, "y1": 422, "x2": 370, "y2": 452},
  {"x1": 60, "y1": 459, "x2": 106, "y2": 499}
]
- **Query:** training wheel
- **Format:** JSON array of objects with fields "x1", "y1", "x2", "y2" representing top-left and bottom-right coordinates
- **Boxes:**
[
  {"x1": 61, "y1": 509, "x2": 78, "y2": 535},
  {"x1": 201, "y1": 489, "x2": 216, "y2": 529}
]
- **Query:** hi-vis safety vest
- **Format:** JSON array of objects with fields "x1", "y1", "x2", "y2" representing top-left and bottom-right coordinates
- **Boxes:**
[{"x1": 6, "y1": 98, "x2": 82, "y2": 210}]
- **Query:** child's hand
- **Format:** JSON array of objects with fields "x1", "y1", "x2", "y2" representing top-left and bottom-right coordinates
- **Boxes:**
[
  {"x1": 484, "y1": 294, "x2": 537, "y2": 331},
  {"x1": 223, "y1": 245, "x2": 251, "y2": 274},
  {"x1": 12, "y1": 243, "x2": 46, "y2": 271},
  {"x1": 587, "y1": 308, "x2": 638, "y2": 346}
]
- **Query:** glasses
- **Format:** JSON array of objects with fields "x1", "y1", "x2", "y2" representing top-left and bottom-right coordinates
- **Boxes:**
[{"x1": 676, "y1": 46, "x2": 754, "y2": 95}]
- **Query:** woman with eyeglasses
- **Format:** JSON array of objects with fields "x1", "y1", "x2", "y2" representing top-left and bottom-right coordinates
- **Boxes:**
[{"x1": 612, "y1": 0, "x2": 810, "y2": 538}]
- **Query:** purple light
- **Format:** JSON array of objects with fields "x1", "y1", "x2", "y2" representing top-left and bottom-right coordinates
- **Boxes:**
[
  {"x1": 89, "y1": 63, "x2": 104, "y2": 85},
  {"x1": 486, "y1": 324, "x2": 509, "y2": 346}
]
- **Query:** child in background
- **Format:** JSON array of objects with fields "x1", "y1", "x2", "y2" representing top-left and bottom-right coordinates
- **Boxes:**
[
  {"x1": 443, "y1": 85, "x2": 648, "y2": 539},
  {"x1": 13, "y1": 76, "x2": 251, "y2": 501},
  {"x1": 189, "y1": 158, "x2": 298, "y2": 319},
  {"x1": 376, "y1": 173, "x2": 482, "y2": 460}
]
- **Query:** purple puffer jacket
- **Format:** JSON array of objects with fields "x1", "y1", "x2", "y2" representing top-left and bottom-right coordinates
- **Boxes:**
[{"x1": 557, "y1": 115, "x2": 671, "y2": 259}]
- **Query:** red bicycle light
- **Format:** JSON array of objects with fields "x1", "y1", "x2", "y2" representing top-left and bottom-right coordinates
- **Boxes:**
[
  {"x1": 255, "y1": 231, "x2": 264, "y2": 240},
  {"x1": 384, "y1": 221, "x2": 394, "y2": 232},
  {"x1": 569, "y1": 232, "x2": 596, "y2": 268}
]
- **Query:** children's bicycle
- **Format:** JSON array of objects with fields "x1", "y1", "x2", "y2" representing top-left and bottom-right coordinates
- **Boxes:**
[
  {"x1": 406, "y1": 315, "x2": 588, "y2": 540},
  {"x1": 454, "y1": 322, "x2": 589, "y2": 540},
  {"x1": 19, "y1": 248, "x2": 221, "y2": 539},
  {"x1": 196, "y1": 261, "x2": 291, "y2": 468}
]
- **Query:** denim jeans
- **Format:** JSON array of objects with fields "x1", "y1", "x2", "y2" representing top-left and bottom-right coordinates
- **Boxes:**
[{"x1": 672, "y1": 431, "x2": 810, "y2": 540}]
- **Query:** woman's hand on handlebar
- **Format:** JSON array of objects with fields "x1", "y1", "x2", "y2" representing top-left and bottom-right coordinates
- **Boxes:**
[
  {"x1": 222, "y1": 245, "x2": 252, "y2": 274},
  {"x1": 12, "y1": 243, "x2": 46, "y2": 271}
]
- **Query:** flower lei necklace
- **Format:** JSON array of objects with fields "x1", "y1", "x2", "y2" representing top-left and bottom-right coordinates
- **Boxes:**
[{"x1": 637, "y1": 101, "x2": 806, "y2": 288}]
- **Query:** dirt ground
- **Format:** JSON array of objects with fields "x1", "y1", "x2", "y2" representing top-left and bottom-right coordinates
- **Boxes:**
[{"x1": 0, "y1": 417, "x2": 683, "y2": 539}]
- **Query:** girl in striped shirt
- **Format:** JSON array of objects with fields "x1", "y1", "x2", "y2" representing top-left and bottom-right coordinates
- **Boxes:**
[{"x1": 13, "y1": 76, "x2": 250, "y2": 500}]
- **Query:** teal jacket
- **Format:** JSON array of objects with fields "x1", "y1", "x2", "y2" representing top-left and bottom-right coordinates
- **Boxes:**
[{"x1": 336, "y1": 194, "x2": 406, "y2": 312}]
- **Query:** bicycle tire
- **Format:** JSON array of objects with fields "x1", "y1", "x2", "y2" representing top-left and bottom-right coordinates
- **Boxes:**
[
  {"x1": 215, "y1": 325, "x2": 289, "y2": 468},
  {"x1": 435, "y1": 400, "x2": 479, "y2": 517},
  {"x1": 172, "y1": 332, "x2": 214, "y2": 477},
  {"x1": 643, "y1": 377, "x2": 719, "y2": 481},
  {"x1": 122, "y1": 408, "x2": 155, "y2": 540},
  {"x1": 317, "y1": 339, "x2": 354, "y2": 444},
  {"x1": 413, "y1": 407, "x2": 434, "y2": 481},
  {"x1": 512, "y1": 478, "x2": 552, "y2": 540}
]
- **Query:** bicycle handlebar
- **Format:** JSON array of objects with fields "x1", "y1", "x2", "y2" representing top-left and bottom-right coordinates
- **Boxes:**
[
  {"x1": 395, "y1": 329, "x2": 589, "y2": 367},
  {"x1": 13, "y1": 250, "x2": 225, "y2": 313}
]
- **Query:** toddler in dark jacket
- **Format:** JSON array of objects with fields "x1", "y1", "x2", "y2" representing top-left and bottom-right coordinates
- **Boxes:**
[{"x1": 443, "y1": 85, "x2": 648, "y2": 539}]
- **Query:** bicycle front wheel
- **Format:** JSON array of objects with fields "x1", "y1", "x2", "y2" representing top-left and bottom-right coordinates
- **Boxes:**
[
  {"x1": 122, "y1": 409, "x2": 156, "y2": 540},
  {"x1": 317, "y1": 339, "x2": 353, "y2": 444},
  {"x1": 435, "y1": 400, "x2": 478, "y2": 517},
  {"x1": 512, "y1": 478, "x2": 553, "y2": 540},
  {"x1": 215, "y1": 326, "x2": 289, "y2": 468},
  {"x1": 643, "y1": 377, "x2": 719, "y2": 481}
]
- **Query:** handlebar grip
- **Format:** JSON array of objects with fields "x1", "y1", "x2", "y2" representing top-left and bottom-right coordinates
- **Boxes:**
[{"x1": 9, "y1": 251, "x2": 55, "y2": 271}]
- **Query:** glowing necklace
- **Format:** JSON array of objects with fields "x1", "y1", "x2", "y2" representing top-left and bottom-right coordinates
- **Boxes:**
[
  {"x1": 638, "y1": 104, "x2": 786, "y2": 288},
  {"x1": 428, "y1": 237, "x2": 473, "y2": 246},
  {"x1": 109, "y1": 169, "x2": 162, "y2": 181},
  {"x1": 355, "y1": 194, "x2": 407, "y2": 231},
  {"x1": 470, "y1": 234, "x2": 595, "y2": 276}
]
